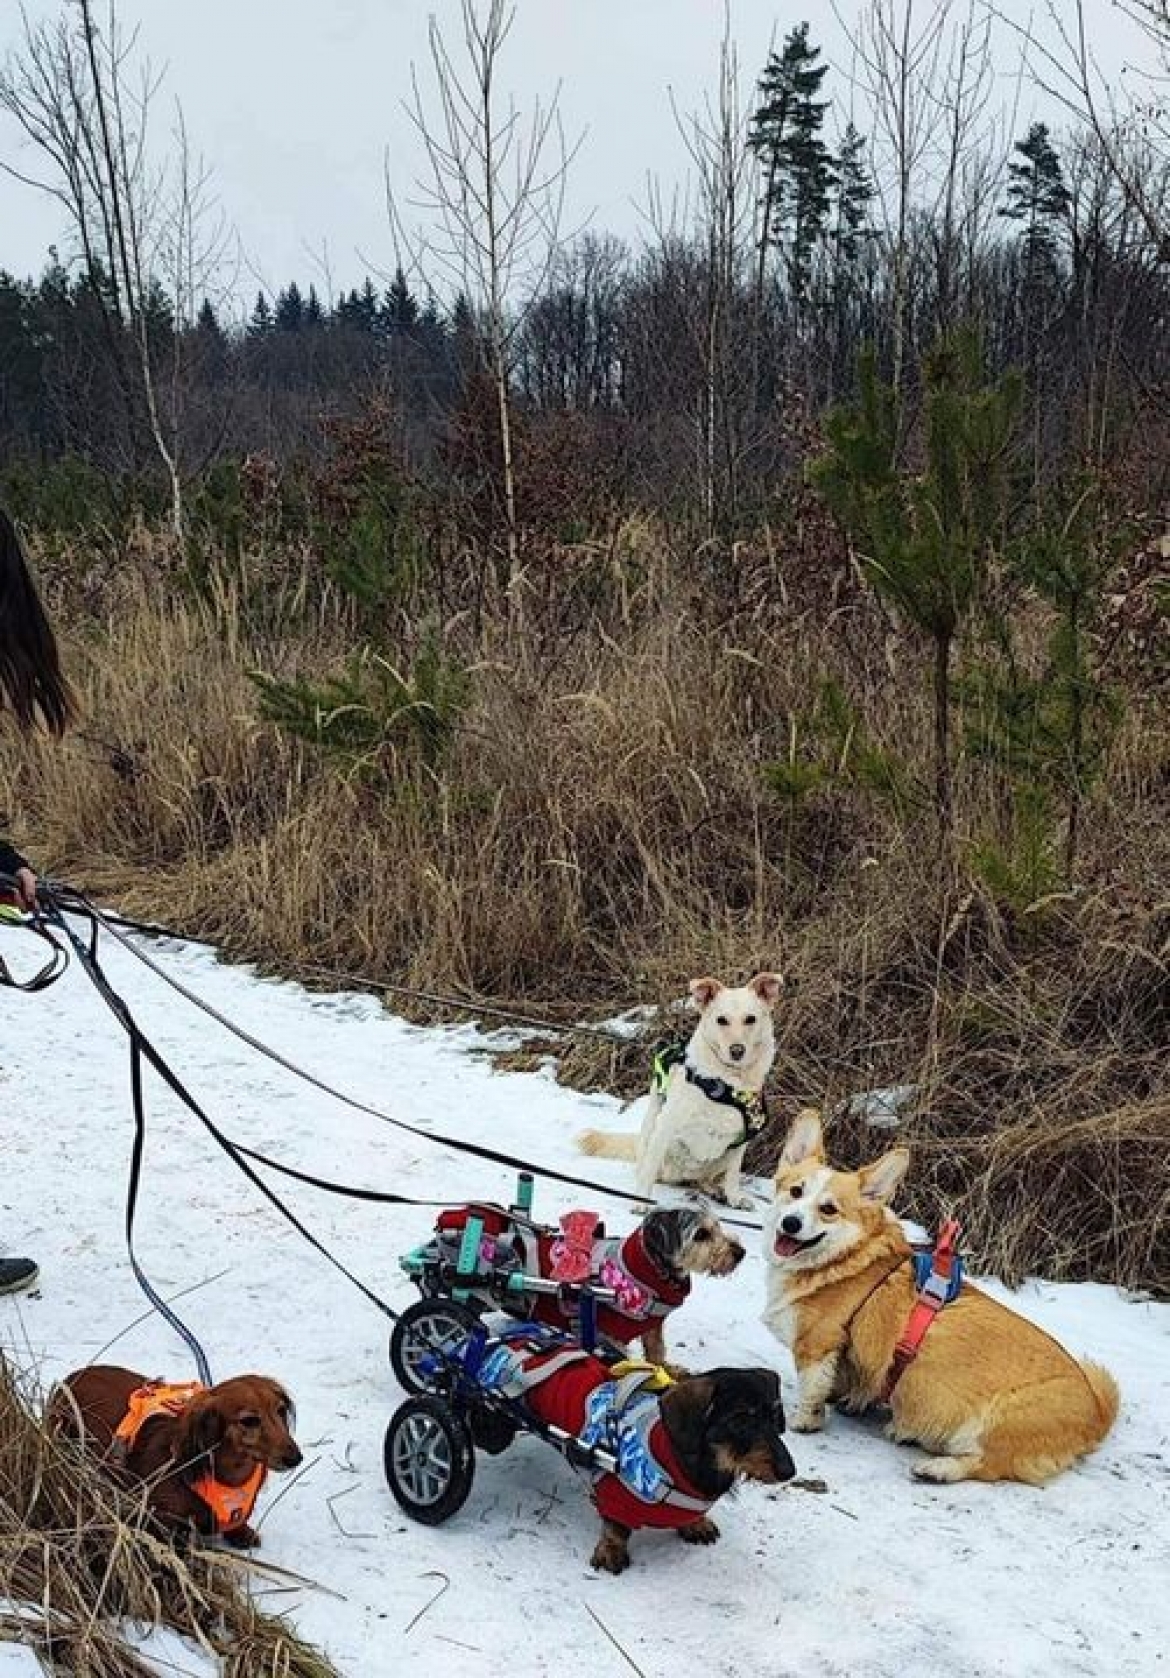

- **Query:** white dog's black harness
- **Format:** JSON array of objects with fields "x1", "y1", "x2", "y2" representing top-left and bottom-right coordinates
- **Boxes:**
[{"x1": 652, "y1": 1041, "x2": 768, "y2": 1147}]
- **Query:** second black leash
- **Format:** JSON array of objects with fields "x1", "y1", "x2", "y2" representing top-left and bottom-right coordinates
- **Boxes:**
[
  {"x1": 50, "y1": 884, "x2": 768, "y2": 1231},
  {"x1": 44, "y1": 896, "x2": 411, "y2": 1386}
]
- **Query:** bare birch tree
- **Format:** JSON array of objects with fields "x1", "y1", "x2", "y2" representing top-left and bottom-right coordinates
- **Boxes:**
[
  {"x1": 927, "y1": 1, "x2": 996, "y2": 327},
  {"x1": 671, "y1": 17, "x2": 758, "y2": 537},
  {"x1": 849, "y1": 0, "x2": 953, "y2": 401},
  {"x1": 0, "y1": 0, "x2": 228, "y2": 542},
  {"x1": 394, "y1": 0, "x2": 576, "y2": 591}
]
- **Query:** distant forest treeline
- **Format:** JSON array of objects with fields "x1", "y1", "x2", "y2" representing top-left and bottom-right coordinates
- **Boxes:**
[{"x1": 2, "y1": 15, "x2": 1169, "y2": 537}]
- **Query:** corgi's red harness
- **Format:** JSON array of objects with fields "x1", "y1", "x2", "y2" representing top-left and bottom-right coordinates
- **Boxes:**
[{"x1": 880, "y1": 1219, "x2": 963, "y2": 1403}]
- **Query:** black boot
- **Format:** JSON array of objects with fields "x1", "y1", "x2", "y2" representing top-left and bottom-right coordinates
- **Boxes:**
[{"x1": 0, "y1": 1257, "x2": 39, "y2": 1295}]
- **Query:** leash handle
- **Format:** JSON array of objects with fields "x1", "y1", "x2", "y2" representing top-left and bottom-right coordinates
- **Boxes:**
[{"x1": 0, "y1": 884, "x2": 70, "y2": 992}]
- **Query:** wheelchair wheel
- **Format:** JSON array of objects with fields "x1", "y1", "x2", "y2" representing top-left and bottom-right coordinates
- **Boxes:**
[
  {"x1": 389, "y1": 1297, "x2": 482, "y2": 1393},
  {"x1": 384, "y1": 1395, "x2": 475, "y2": 1525}
]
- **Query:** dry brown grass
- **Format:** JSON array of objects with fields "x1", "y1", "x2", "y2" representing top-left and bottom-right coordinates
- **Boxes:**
[
  {"x1": 0, "y1": 1356, "x2": 338, "y2": 1677},
  {"x1": 2, "y1": 531, "x2": 1167, "y2": 1293}
]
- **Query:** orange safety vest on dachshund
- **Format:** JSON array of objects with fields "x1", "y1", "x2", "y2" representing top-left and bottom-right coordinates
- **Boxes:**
[{"x1": 113, "y1": 1381, "x2": 267, "y2": 1535}]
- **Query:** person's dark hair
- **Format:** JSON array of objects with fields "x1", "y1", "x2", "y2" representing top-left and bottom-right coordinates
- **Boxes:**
[{"x1": 0, "y1": 508, "x2": 76, "y2": 736}]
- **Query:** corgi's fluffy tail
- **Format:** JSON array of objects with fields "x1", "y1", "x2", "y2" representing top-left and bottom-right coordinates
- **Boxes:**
[
  {"x1": 1081, "y1": 1361, "x2": 1120, "y2": 1436},
  {"x1": 576, "y1": 1129, "x2": 638, "y2": 1162}
]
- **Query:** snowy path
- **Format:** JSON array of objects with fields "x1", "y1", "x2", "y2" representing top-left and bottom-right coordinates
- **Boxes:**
[{"x1": 1, "y1": 926, "x2": 1167, "y2": 1678}]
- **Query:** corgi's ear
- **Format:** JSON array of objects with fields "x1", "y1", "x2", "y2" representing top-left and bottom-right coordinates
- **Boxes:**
[
  {"x1": 689, "y1": 976, "x2": 723, "y2": 1011},
  {"x1": 777, "y1": 1108, "x2": 824, "y2": 1172},
  {"x1": 858, "y1": 1147, "x2": 910, "y2": 1204},
  {"x1": 748, "y1": 971, "x2": 783, "y2": 1007}
]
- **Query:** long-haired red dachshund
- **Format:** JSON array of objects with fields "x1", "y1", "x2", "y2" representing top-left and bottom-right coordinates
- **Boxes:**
[{"x1": 47, "y1": 1364, "x2": 302, "y2": 1550}]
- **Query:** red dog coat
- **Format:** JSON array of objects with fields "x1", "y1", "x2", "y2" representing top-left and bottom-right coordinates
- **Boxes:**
[{"x1": 478, "y1": 1330, "x2": 712, "y2": 1530}]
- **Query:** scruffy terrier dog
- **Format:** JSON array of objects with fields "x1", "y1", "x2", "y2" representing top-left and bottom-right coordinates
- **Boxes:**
[
  {"x1": 432, "y1": 1203, "x2": 745, "y2": 1369},
  {"x1": 538, "y1": 1205, "x2": 745, "y2": 1368}
]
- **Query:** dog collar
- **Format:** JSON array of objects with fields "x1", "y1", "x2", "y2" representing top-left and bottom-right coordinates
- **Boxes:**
[{"x1": 615, "y1": 1228, "x2": 691, "y2": 1315}]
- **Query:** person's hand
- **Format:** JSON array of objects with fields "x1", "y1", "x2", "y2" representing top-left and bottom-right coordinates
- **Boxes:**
[{"x1": 14, "y1": 867, "x2": 38, "y2": 911}]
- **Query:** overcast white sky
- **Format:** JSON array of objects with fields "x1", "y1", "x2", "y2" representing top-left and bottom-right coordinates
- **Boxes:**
[{"x1": 0, "y1": 0, "x2": 1158, "y2": 313}]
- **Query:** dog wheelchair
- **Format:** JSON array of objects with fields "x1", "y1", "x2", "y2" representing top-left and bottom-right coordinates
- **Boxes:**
[
  {"x1": 390, "y1": 1172, "x2": 641, "y2": 1393},
  {"x1": 382, "y1": 1314, "x2": 648, "y2": 1525},
  {"x1": 385, "y1": 1175, "x2": 659, "y2": 1525}
]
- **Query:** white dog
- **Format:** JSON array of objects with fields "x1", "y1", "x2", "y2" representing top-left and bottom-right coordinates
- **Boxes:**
[{"x1": 578, "y1": 973, "x2": 782, "y2": 1209}]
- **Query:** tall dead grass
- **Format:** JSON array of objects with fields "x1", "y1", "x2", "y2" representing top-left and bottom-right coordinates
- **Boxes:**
[{"x1": 2, "y1": 530, "x2": 1167, "y2": 1292}]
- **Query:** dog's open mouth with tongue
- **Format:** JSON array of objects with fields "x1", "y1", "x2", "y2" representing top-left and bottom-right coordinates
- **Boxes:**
[{"x1": 772, "y1": 1230, "x2": 826, "y2": 1260}]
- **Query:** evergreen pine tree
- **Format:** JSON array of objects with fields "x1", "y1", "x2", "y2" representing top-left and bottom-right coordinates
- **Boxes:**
[
  {"x1": 812, "y1": 330, "x2": 1024, "y2": 846},
  {"x1": 141, "y1": 278, "x2": 175, "y2": 362},
  {"x1": 248, "y1": 292, "x2": 273, "y2": 336},
  {"x1": 274, "y1": 281, "x2": 305, "y2": 332},
  {"x1": 251, "y1": 631, "x2": 469, "y2": 781},
  {"x1": 419, "y1": 293, "x2": 445, "y2": 346},
  {"x1": 833, "y1": 122, "x2": 875, "y2": 269},
  {"x1": 335, "y1": 282, "x2": 379, "y2": 334},
  {"x1": 195, "y1": 298, "x2": 229, "y2": 379},
  {"x1": 384, "y1": 266, "x2": 420, "y2": 335},
  {"x1": 449, "y1": 293, "x2": 481, "y2": 376},
  {"x1": 0, "y1": 271, "x2": 42, "y2": 439},
  {"x1": 417, "y1": 293, "x2": 450, "y2": 386},
  {"x1": 305, "y1": 285, "x2": 325, "y2": 329},
  {"x1": 358, "y1": 278, "x2": 380, "y2": 333},
  {"x1": 749, "y1": 24, "x2": 835, "y2": 301},
  {"x1": 1000, "y1": 123, "x2": 1070, "y2": 273},
  {"x1": 333, "y1": 289, "x2": 358, "y2": 330},
  {"x1": 967, "y1": 480, "x2": 1122, "y2": 879}
]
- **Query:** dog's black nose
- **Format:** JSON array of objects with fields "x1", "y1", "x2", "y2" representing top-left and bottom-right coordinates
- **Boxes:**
[
  {"x1": 281, "y1": 1448, "x2": 303, "y2": 1470},
  {"x1": 781, "y1": 1214, "x2": 802, "y2": 1236},
  {"x1": 729, "y1": 1043, "x2": 746, "y2": 1061}
]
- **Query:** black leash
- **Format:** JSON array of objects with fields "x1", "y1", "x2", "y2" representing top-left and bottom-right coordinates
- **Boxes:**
[
  {"x1": 40, "y1": 897, "x2": 215, "y2": 1382},
  {"x1": 43, "y1": 895, "x2": 411, "y2": 1382},
  {"x1": 47, "y1": 884, "x2": 758, "y2": 1224},
  {"x1": 78, "y1": 901, "x2": 632, "y2": 1045},
  {"x1": 0, "y1": 876, "x2": 70, "y2": 992},
  {"x1": 229, "y1": 1143, "x2": 467, "y2": 1209}
]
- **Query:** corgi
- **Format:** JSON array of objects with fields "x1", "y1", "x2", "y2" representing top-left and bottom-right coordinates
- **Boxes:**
[
  {"x1": 761, "y1": 1110, "x2": 1119, "y2": 1484},
  {"x1": 578, "y1": 973, "x2": 782, "y2": 1209}
]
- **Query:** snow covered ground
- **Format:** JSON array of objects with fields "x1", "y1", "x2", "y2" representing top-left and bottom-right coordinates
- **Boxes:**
[{"x1": 1, "y1": 923, "x2": 1167, "y2": 1678}]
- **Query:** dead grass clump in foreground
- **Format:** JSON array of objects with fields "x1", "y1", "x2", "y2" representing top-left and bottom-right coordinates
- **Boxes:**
[{"x1": 0, "y1": 1357, "x2": 338, "y2": 1678}]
